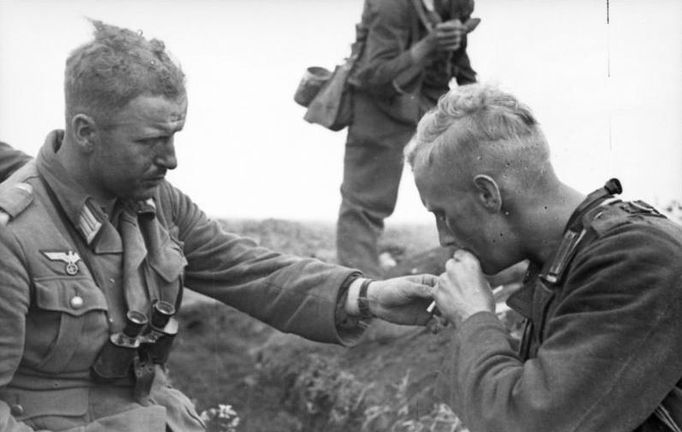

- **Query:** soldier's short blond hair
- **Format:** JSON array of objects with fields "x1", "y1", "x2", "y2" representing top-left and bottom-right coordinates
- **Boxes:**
[
  {"x1": 406, "y1": 83, "x2": 553, "y2": 190},
  {"x1": 64, "y1": 20, "x2": 186, "y2": 126}
]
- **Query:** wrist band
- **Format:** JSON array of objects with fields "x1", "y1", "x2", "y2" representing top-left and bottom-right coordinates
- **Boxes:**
[{"x1": 357, "y1": 278, "x2": 374, "y2": 319}]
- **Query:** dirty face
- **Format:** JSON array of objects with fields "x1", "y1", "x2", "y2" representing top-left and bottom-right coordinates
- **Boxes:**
[{"x1": 89, "y1": 94, "x2": 187, "y2": 201}]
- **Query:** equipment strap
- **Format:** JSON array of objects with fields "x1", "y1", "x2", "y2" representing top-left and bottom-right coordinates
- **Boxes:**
[
  {"x1": 410, "y1": 0, "x2": 441, "y2": 31},
  {"x1": 540, "y1": 178, "x2": 622, "y2": 286},
  {"x1": 656, "y1": 405, "x2": 682, "y2": 432}
]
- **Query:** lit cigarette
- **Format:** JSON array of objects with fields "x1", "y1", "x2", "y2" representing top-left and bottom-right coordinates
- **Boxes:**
[{"x1": 426, "y1": 300, "x2": 437, "y2": 314}]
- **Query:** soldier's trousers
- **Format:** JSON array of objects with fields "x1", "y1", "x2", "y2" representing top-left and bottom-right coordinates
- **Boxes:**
[{"x1": 336, "y1": 90, "x2": 417, "y2": 278}]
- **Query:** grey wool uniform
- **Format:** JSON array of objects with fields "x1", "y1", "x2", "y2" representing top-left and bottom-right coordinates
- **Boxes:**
[
  {"x1": 443, "y1": 182, "x2": 682, "y2": 432},
  {"x1": 0, "y1": 131, "x2": 362, "y2": 431}
]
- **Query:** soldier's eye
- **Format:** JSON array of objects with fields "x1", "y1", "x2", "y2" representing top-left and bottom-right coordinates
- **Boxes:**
[{"x1": 139, "y1": 137, "x2": 170, "y2": 147}]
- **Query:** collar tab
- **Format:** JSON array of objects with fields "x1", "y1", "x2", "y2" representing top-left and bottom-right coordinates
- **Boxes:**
[{"x1": 77, "y1": 200, "x2": 105, "y2": 245}]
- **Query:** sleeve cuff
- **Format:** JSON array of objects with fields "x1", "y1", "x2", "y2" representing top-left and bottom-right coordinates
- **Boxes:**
[
  {"x1": 334, "y1": 272, "x2": 371, "y2": 346},
  {"x1": 457, "y1": 311, "x2": 507, "y2": 343}
]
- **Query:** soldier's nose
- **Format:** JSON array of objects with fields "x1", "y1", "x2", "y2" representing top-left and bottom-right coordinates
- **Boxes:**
[{"x1": 155, "y1": 139, "x2": 177, "y2": 170}]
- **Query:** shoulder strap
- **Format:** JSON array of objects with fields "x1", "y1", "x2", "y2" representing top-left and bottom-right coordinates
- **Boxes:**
[
  {"x1": 655, "y1": 405, "x2": 682, "y2": 432},
  {"x1": 540, "y1": 178, "x2": 622, "y2": 285},
  {"x1": 349, "y1": 24, "x2": 367, "y2": 63},
  {"x1": 0, "y1": 160, "x2": 38, "y2": 225}
]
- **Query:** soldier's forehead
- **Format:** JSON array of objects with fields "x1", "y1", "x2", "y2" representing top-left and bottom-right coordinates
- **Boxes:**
[{"x1": 108, "y1": 95, "x2": 188, "y2": 131}]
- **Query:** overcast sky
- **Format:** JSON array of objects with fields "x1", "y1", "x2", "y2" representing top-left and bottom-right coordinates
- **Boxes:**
[{"x1": 1, "y1": 0, "x2": 680, "y2": 223}]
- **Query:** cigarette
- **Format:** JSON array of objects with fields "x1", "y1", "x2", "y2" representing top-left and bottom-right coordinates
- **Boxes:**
[{"x1": 426, "y1": 300, "x2": 437, "y2": 314}]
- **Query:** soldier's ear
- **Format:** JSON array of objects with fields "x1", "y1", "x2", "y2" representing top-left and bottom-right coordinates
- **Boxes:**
[
  {"x1": 70, "y1": 114, "x2": 97, "y2": 153},
  {"x1": 473, "y1": 174, "x2": 502, "y2": 213}
]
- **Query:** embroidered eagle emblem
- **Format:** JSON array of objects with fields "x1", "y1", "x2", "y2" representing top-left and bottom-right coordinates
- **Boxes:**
[{"x1": 42, "y1": 250, "x2": 82, "y2": 276}]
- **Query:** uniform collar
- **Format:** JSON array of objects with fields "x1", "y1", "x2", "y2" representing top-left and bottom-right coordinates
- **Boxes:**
[{"x1": 36, "y1": 130, "x2": 157, "y2": 248}]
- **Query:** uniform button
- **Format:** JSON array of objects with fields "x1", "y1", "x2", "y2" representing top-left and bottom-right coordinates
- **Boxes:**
[
  {"x1": 70, "y1": 295, "x2": 84, "y2": 309},
  {"x1": 10, "y1": 403, "x2": 24, "y2": 416}
]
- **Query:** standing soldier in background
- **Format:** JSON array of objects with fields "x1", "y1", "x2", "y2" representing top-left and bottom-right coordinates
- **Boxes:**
[{"x1": 337, "y1": 0, "x2": 479, "y2": 278}]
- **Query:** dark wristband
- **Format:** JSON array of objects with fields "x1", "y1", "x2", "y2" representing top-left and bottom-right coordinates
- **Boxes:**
[{"x1": 358, "y1": 278, "x2": 374, "y2": 319}]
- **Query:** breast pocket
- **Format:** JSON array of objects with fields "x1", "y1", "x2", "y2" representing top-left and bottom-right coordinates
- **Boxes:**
[{"x1": 28, "y1": 276, "x2": 109, "y2": 374}]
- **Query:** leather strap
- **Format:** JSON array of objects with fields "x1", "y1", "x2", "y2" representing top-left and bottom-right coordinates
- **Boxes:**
[
  {"x1": 133, "y1": 352, "x2": 156, "y2": 406},
  {"x1": 357, "y1": 279, "x2": 374, "y2": 319},
  {"x1": 410, "y1": 0, "x2": 441, "y2": 31},
  {"x1": 540, "y1": 178, "x2": 622, "y2": 285},
  {"x1": 655, "y1": 405, "x2": 682, "y2": 432}
]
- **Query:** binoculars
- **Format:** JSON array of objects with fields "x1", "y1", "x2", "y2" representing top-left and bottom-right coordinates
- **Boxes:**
[{"x1": 91, "y1": 300, "x2": 179, "y2": 382}]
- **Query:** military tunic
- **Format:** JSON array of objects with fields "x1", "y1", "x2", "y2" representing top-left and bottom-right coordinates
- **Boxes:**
[
  {"x1": 444, "y1": 193, "x2": 682, "y2": 431},
  {"x1": 0, "y1": 131, "x2": 360, "y2": 431}
]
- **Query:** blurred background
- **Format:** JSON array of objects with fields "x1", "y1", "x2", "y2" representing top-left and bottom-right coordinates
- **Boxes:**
[{"x1": 1, "y1": 0, "x2": 680, "y2": 223}]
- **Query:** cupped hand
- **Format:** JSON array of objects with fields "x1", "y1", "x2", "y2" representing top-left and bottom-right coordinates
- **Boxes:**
[
  {"x1": 434, "y1": 19, "x2": 464, "y2": 51},
  {"x1": 432, "y1": 249, "x2": 495, "y2": 324}
]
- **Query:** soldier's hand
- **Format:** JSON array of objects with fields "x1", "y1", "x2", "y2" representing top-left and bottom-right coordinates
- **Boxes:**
[
  {"x1": 434, "y1": 19, "x2": 464, "y2": 52},
  {"x1": 367, "y1": 274, "x2": 438, "y2": 326},
  {"x1": 433, "y1": 249, "x2": 495, "y2": 325},
  {"x1": 412, "y1": 19, "x2": 464, "y2": 62}
]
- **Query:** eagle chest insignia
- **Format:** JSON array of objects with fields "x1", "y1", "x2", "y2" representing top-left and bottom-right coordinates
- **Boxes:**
[{"x1": 42, "y1": 250, "x2": 82, "y2": 276}]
